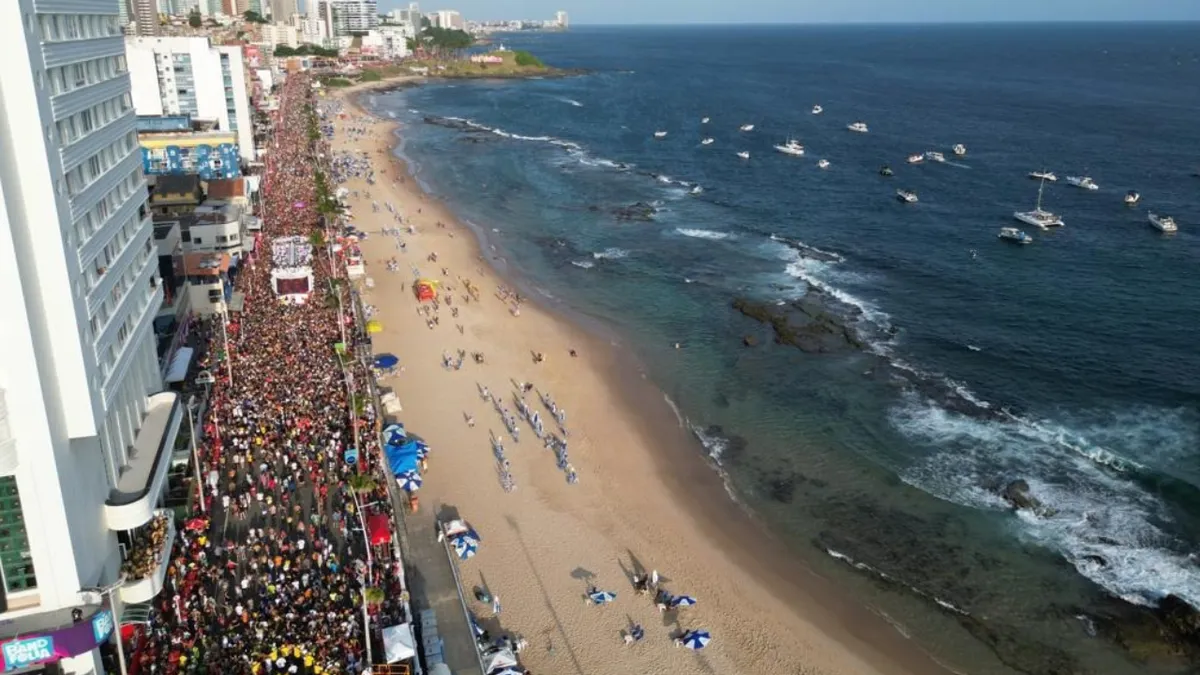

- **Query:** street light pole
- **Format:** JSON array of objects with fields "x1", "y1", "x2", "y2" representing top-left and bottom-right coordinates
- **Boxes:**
[
  {"x1": 220, "y1": 308, "x2": 234, "y2": 388},
  {"x1": 186, "y1": 396, "x2": 206, "y2": 513},
  {"x1": 82, "y1": 574, "x2": 128, "y2": 675}
]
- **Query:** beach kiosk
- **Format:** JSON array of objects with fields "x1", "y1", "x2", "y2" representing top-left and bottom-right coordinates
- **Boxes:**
[{"x1": 414, "y1": 278, "x2": 438, "y2": 302}]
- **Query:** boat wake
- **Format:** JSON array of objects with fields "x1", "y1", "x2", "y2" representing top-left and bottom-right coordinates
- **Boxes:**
[
  {"x1": 556, "y1": 97, "x2": 584, "y2": 107},
  {"x1": 591, "y1": 247, "x2": 630, "y2": 260},
  {"x1": 571, "y1": 260, "x2": 595, "y2": 269},
  {"x1": 892, "y1": 394, "x2": 1200, "y2": 609},
  {"x1": 675, "y1": 228, "x2": 735, "y2": 241}
]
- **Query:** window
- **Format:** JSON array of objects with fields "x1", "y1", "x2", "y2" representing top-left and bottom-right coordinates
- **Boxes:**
[
  {"x1": 72, "y1": 64, "x2": 86, "y2": 88},
  {"x1": 0, "y1": 477, "x2": 37, "y2": 593}
]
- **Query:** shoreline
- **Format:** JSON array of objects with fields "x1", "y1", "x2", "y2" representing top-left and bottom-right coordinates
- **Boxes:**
[{"x1": 331, "y1": 82, "x2": 957, "y2": 675}]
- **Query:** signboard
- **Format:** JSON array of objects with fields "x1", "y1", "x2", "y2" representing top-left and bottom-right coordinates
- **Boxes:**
[{"x1": 0, "y1": 607, "x2": 115, "y2": 671}]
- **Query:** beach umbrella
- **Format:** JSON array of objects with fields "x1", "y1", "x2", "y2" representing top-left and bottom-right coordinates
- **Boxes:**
[
  {"x1": 680, "y1": 630, "x2": 711, "y2": 650},
  {"x1": 469, "y1": 614, "x2": 485, "y2": 637},
  {"x1": 487, "y1": 669, "x2": 523, "y2": 675},
  {"x1": 630, "y1": 624, "x2": 645, "y2": 641},
  {"x1": 414, "y1": 440, "x2": 430, "y2": 459},
  {"x1": 397, "y1": 471, "x2": 422, "y2": 492},
  {"x1": 383, "y1": 423, "x2": 407, "y2": 446},
  {"x1": 365, "y1": 319, "x2": 383, "y2": 334},
  {"x1": 452, "y1": 535, "x2": 479, "y2": 560},
  {"x1": 670, "y1": 595, "x2": 697, "y2": 608},
  {"x1": 587, "y1": 590, "x2": 617, "y2": 605},
  {"x1": 373, "y1": 353, "x2": 399, "y2": 369}
]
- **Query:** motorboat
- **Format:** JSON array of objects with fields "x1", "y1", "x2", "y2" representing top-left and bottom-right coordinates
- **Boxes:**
[
  {"x1": 846, "y1": 121, "x2": 869, "y2": 133},
  {"x1": 1029, "y1": 170, "x2": 1058, "y2": 182},
  {"x1": 812, "y1": 105, "x2": 823, "y2": 115},
  {"x1": 879, "y1": 165, "x2": 894, "y2": 176},
  {"x1": 1066, "y1": 175, "x2": 1099, "y2": 190},
  {"x1": 896, "y1": 189, "x2": 918, "y2": 203},
  {"x1": 1124, "y1": 190, "x2": 1140, "y2": 206},
  {"x1": 953, "y1": 144, "x2": 967, "y2": 156},
  {"x1": 736, "y1": 151, "x2": 750, "y2": 160},
  {"x1": 1013, "y1": 178, "x2": 1064, "y2": 229},
  {"x1": 998, "y1": 227, "x2": 1034, "y2": 244},
  {"x1": 1148, "y1": 213, "x2": 1178, "y2": 233},
  {"x1": 774, "y1": 138, "x2": 805, "y2": 156},
  {"x1": 700, "y1": 138, "x2": 714, "y2": 145},
  {"x1": 925, "y1": 151, "x2": 946, "y2": 163},
  {"x1": 690, "y1": 185, "x2": 703, "y2": 195},
  {"x1": 701, "y1": 117, "x2": 710, "y2": 124},
  {"x1": 654, "y1": 131, "x2": 668, "y2": 138},
  {"x1": 739, "y1": 124, "x2": 755, "y2": 132},
  {"x1": 817, "y1": 158, "x2": 830, "y2": 169},
  {"x1": 907, "y1": 154, "x2": 924, "y2": 164}
]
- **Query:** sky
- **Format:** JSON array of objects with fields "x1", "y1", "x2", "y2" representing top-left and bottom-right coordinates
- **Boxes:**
[{"x1": 377, "y1": 0, "x2": 1200, "y2": 25}]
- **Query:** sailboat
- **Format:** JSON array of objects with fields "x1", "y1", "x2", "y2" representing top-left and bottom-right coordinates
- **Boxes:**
[{"x1": 1013, "y1": 178, "x2": 1064, "y2": 229}]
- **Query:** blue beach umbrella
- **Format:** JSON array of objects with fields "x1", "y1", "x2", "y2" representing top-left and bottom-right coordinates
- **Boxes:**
[
  {"x1": 373, "y1": 353, "x2": 399, "y2": 369},
  {"x1": 670, "y1": 595, "x2": 698, "y2": 608},
  {"x1": 383, "y1": 423, "x2": 407, "y2": 446},
  {"x1": 414, "y1": 440, "x2": 430, "y2": 459},
  {"x1": 397, "y1": 470, "x2": 423, "y2": 492},
  {"x1": 452, "y1": 535, "x2": 479, "y2": 560},
  {"x1": 680, "y1": 630, "x2": 711, "y2": 650},
  {"x1": 469, "y1": 613, "x2": 485, "y2": 637},
  {"x1": 587, "y1": 590, "x2": 617, "y2": 605}
]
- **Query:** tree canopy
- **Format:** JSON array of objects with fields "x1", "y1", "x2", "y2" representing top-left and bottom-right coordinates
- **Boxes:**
[
  {"x1": 242, "y1": 10, "x2": 268, "y2": 24},
  {"x1": 188, "y1": 9, "x2": 202, "y2": 28},
  {"x1": 513, "y1": 51, "x2": 543, "y2": 67},
  {"x1": 274, "y1": 44, "x2": 340, "y2": 58},
  {"x1": 422, "y1": 26, "x2": 473, "y2": 51}
]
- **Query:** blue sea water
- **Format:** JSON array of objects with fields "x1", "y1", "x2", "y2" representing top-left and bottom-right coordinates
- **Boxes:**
[{"x1": 369, "y1": 24, "x2": 1200, "y2": 674}]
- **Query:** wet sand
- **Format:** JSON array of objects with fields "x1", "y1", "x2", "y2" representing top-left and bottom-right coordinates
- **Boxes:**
[{"x1": 328, "y1": 78, "x2": 954, "y2": 675}]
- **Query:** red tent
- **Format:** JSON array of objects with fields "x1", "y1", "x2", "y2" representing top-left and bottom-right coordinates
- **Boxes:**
[{"x1": 368, "y1": 513, "x2": 391, "y2": 546}]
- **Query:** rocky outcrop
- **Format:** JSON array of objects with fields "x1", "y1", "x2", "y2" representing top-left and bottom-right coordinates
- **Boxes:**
[
  {"x1": 611, "y1": 201, "x2": 658, "y2": 222},
  {"x1": 423, "y1": 116, "x2": 488, "y2": 132},
  {"x1": 731, "y1": 295, "x2": 864, "y2": 354},
  {"x1": 1000, "y1": 479, "x2": 1057, "y2": 517},
  {"x1": 742, "y1": 334, "x2": 758, "y2": 347}
]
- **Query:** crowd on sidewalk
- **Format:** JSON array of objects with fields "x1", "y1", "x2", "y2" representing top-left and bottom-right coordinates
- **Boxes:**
[{"x1": 137, "y1": 76, "x2": 406, "y2": 675}]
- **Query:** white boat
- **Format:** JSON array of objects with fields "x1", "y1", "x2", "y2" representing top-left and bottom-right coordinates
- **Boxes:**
[
  {"x1": 1124, "y1": 190, "x2": 1140, "y2": 206},
  {"x1": 736, "y1": 151, "x2": 750, "y2": 160},
  {"x1": 1148, "y1": 212, "x2": 1178, "y2": 233},
  {"x1": 1029, "y1": 170, "x2": 1058, "y2": 182},
  {"x1": 817, "y1": 159, "x2": 830, "y2": 169},
  {"x1": 1066, "y1": 175, "x2": 1099, "y2": 190},
  {"x1": 846, "y1": 121, "x2": 869, "y2": 133},
  {"x1": 690, "y1": 185, "x2": 703, "y2": 194},
  {"x1": 896, "y1": 189, "x2": 918, "y2": 204},
  {"x1": 812, "y1": 105, "x2": 823, "y2": 115},
  {"x1": 700, "y1": 138, "x2": 714, "y2": 145},
  {"x1": 654, "y1": 131, "x2": 668, "y2": 138},
  {"x1": 701, "y1": 117, "x2": 710, "y2": 124},
  {"x1": 907, "y1": 154, "x2": 924, "y2": 164},
  {"x1": 1013, "y1": 178, "x2": 1064, "y2": 229},
  {"x1": 925, "y1": 151, "x2": 946, "y2": 163},
  {"x1": 773, "y1": 139, "x2": 805, "y2": 156},
  {"x1": 953, "y1": 144, "x2": 967, "y2": 157},
  {"x1": 739, "y1": 124, "x2": 754, "y2": 132},
  {"x1": 998, "y1": 227, "x2": 1033, "y2": 244}
]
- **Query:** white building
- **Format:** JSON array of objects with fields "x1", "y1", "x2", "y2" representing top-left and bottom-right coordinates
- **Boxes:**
[
  {"x1": 0, "y1": 3, "x2": 182, "y2": 673},
  {"x1": 125, "y1": 37, "x2": 256, "y2": 164},
  {"x1": 361, "y1": 26, "x2": 412, "y2": 60},
  {"x1": 260, "y1": 22, "x2": 301, "y2": 49},
  {"x1": 556, "y1": 10, "x2": 568, "y2": 28},
  {"x1": 430, "y1": 9, "x2": 463, "y2": 29},
  {"x1": 328, "y1": 0, "x2": 378, "y2": 35}
]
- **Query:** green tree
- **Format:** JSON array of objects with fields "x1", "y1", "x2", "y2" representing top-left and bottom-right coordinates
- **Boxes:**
[
  {"x1": 359, "y1": 70, "x2": 382, "y2": 82},
  {"x1": 513, "y1": 51, "x2": 544, "y2": 68},
  {"x1": 243, "y1": 10, "x2": 268, "y2": 24},
  {"x1": 347, "y1": 473, "x2": 377, "y2": 497},
  {"x1": 364, "y1": 586, "x2": 385, "y2": 606},
  {"x1": 188, "y1": 9, "x2": 202, "y2": 28}
]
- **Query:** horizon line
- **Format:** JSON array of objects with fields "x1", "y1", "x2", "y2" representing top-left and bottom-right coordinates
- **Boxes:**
[{"x1": 552, "y1": 19, "x2": 1200, "y2": 27}]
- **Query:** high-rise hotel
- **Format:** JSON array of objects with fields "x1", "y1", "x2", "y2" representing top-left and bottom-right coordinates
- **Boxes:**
[{"x1": 0, "y1": 1, "x2": 183, "y2": 673}]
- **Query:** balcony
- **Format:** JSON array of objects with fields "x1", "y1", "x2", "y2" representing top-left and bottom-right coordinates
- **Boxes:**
[
  {"x1": 103, "y1": 392, "x2": 182, "y2": 530},
  {"x1": 119, "y1": 510, "x2": 176, "y2": 604}
]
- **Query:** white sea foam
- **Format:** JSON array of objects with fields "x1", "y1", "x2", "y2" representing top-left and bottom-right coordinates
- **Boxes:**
[
  {"x1": 892, "y1": 395, "x2": 1200, "y2": 609},
  {"x1": 557, "y1": 97, "x2": 584, "y2": 107},
  {"x1": 570, "y1": 260, "x2": 595, "y2": 269},
  {"x1": 591, "y1": 247, "x2": 629, "y2": 260},
  {"x1": 782, "y1": 249, "x2": 891, "y2": 329},
  {"x1": 662, "y1": 394, "x2": 685, "y2": 428},
  {"x1": 825, "y1": 548, "x2": 972, "y2": 615},
  {"x1": 690, "y1": 424, "x2": 728, "y2": 464},
  {"x1": 675, "y1": 228, "x2": 734, "y2": 241}
]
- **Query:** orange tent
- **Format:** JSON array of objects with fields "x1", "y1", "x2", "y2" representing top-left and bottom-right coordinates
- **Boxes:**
[{"x1": 414, "y1": 278, "x2": 438, "y2": 302}]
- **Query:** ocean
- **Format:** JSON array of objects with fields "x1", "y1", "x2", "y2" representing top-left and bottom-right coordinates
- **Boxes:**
[{"x1": 365, "y1": 24, "x2": 1200, "y2": 674}]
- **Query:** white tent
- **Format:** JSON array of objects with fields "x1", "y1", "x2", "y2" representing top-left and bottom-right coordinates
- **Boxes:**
[
  {"x1": 481, "y1": 648, "x2": 518, "y2": 673},
  {"x1": 164, "y1": 347, "x2": 195, "y2": 384},
  {"x1": 382, "y1": 623, "x2": 415, "y2": 663}
]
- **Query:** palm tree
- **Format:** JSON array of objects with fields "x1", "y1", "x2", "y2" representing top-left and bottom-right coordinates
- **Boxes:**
[
  {"x1": 347, "y1": 472, "x2": 376, "y2": 497},
  {"x1": 363, "y1": 586, "x2": 385, "y2": 606}
]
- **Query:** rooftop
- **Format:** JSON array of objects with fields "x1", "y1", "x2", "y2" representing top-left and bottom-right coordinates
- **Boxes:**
[
  {"x1": 206, "y1": 177, "x2": 247, "y2": 200},
  {"x1": 182, "y1": 252, "x2": 231, "y2": 276}
]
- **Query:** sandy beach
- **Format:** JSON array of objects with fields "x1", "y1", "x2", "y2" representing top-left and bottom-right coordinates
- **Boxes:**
[{"x1": 326, "y1": 78, "x2": 952, "y2": 675}]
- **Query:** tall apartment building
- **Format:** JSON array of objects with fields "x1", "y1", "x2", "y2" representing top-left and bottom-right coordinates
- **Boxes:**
[
  {"x1": 0, "y1": 3, "x2": 182, "y2": 673},
  {"x1": 126, "y1": 37, "x2": 256, "y2": 164},
  {"x1": 133, "y1": 0, "x2": 160, "y2": 36},
  {"x1": 269, "y1": 0, "x2": 296, "y2": 22},
  {"x1": 329, "y1": 0, "x2": 378, "y2": 35},
  {"x1": 431, "y1": 10, "x2": 463, "y2": 30},
  {"x1": 556, "y1": 10, "x2": 569, "y2": 28}
]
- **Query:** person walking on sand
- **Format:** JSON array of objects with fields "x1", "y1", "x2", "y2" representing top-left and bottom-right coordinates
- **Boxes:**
[{"x1": 492, "y1": 594, "x2": 502, "y2": 616}]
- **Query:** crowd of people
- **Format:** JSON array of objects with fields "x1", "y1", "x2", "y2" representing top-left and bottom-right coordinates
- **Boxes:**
[{"x1": 137, "y1": 76, "x2": 406, "y2": 675}]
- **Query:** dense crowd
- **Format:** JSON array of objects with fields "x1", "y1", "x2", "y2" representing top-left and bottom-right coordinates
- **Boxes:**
[{"x1": 138, "y1": 76, "x2": 406, "y2": 675}]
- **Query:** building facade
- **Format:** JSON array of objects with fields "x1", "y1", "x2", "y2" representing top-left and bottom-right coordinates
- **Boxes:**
[
  {"x1": 329, "y1": 0, "x2": 377, "y2": 35},
  {"x1": 0, "y1": 2, "x2": 183, "y2": 673},
  {"x1": 126, "y1": 37, "x2": 255, "y2": 163},
  {"x1": 133, "y1": 0, "x2": 160, "y2": 36}
]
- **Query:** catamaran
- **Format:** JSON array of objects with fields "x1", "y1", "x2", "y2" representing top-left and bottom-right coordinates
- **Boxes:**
[{"x1": 1014, "y1": 178, "x2": 1064, "y2": 229}]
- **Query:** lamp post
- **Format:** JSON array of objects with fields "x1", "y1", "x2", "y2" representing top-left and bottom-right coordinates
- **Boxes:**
[
  {"x1": 81, "y1": 574, "x2": 128, "y2": 675},
  {"x1": 186, "y1": 395, "x2": 206, "y2": 513},
  {"x1": 220, "y1": 307, "x2": 234, "y2": 388}
]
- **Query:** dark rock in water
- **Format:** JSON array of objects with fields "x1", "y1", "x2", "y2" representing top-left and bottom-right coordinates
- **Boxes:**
[
  {"x1": 712, "y1": 392, "x2": 730, "y2": 408},
  {"x1": 742, "y1": 334, "x2": 758, "y2": 347},
  {"x1": 1080, "y1": 554, "x2": 1109, "y2": 569},
  {"x1": 765, "y1": 475, "x2": 796, "y2": 503},
  {"x1": 423, "y1": 115, "x2": 488, "y2": 133},
  {"x1": 731, "y1": 296, "x2": 864, "y2": 354},
  {"x1": 1083, "y1": 594, "x2": 1200, "y2": 664},
  {"x1": 1000, "y1": 479, "x2": 1056, "y2": 516},
  {"x1": 611, "y1": 201, "x2": 658, "y2": 222},
  {"x1": 587, "y1": 205, "x2": 601, "y2": 212}
]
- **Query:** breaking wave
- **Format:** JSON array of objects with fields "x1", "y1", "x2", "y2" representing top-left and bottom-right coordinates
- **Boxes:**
[
  {"x1": 825, "y1": 548, "x2": 970, "y2": 616},
  {"x1": 570, "y1": 260, "x2": 595, "y2": 269},
  {"x1": 591, "y1": 247, "x2": 630, "y2": 260},
  {"x1": 675, "y1": 228, "x2": 735, "y2": 241}
]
